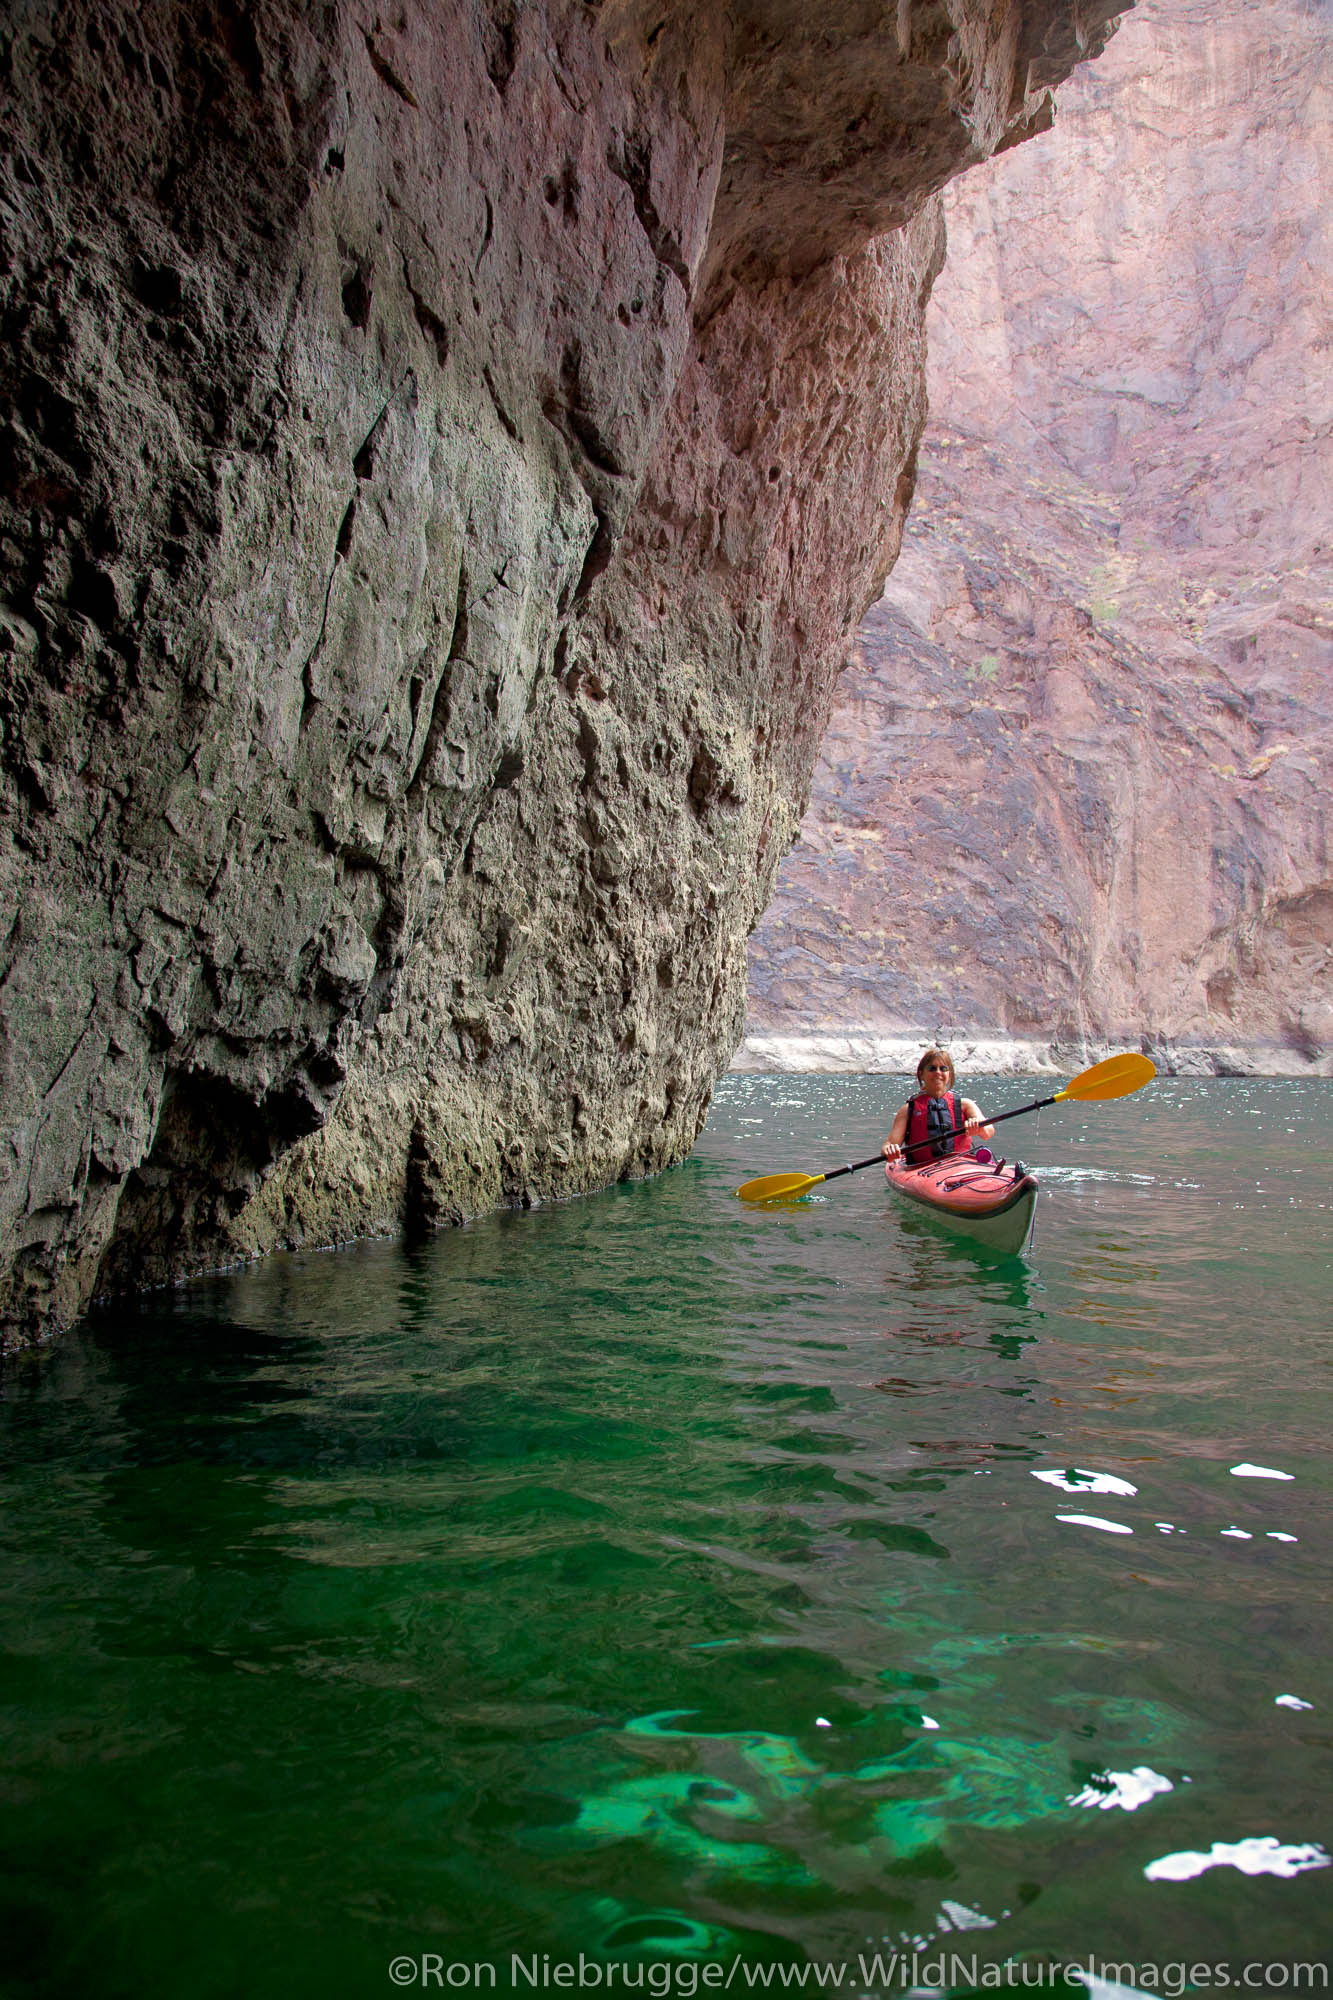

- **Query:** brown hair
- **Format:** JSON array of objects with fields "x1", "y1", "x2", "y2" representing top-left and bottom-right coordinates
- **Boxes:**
[{"x1": 916, "y1": 1047, "x2": 955, "y2": 1086}]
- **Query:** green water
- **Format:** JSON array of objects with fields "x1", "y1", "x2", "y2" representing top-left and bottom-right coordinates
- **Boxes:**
[{"x1": 2, "y1": 1075, "x2": 1330, "y2": 1998}]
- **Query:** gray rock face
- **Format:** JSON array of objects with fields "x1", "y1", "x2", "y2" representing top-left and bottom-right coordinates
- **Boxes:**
[{"x1": 0, "y1": 0, "x2": 1123, "y2": 1345}]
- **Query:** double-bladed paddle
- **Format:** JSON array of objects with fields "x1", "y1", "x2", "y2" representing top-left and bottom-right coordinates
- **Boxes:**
[{"x1": 734, "y1": 1051, "x2": 1157, "y2": 1204}]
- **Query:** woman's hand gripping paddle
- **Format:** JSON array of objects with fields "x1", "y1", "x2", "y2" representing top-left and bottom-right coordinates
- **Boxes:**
[{"x1": 734, "y1": 1052, "x2": 1156, "y2": 1204}]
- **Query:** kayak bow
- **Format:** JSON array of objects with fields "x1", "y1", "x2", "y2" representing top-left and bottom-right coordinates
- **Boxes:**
[{"x1": 884, "y1": 1151, "x2": 1039, "y2": 1256}]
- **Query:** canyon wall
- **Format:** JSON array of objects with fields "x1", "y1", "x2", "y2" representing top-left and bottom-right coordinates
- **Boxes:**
[
  {"x1": 0, "y1": 0, "x2": 1123, "y2": 1344},
  {"x1": 744, "y1": 0, "x2": 1333, "y2": 1074}
]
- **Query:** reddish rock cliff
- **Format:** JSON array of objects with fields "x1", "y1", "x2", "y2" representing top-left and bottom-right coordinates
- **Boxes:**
[
  {"x1": 0, "y1": 1, "x2": 1124, "y2": 1344},
  {"x1": 745, "y1": 0, "x2": 1333, "y2": 1074}
]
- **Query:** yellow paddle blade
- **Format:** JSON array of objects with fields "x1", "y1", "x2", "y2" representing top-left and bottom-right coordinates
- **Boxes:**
[
  {"x1": 1054, "y1": 1052, "x2": 1157, "y2": 1102},
  {"x1": 736, "y1": 1170, "x2": 826, "y2": 1204}
]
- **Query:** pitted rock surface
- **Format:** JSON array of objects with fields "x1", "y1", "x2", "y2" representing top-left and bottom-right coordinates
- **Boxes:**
[{"x1": 0, "y1": 0, "x2": 1123, "y2": 1344}]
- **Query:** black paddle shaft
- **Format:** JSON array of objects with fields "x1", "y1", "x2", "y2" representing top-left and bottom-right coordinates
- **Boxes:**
[
  {"x1": 821, "y1": 1154, "x2": 893, "y2": 1182},
  {"x1": 821, "y1": 1089, "x2": 1062, "y2": 1182}
]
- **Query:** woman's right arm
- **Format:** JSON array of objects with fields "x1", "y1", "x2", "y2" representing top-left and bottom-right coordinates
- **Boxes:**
[{"x1": 882, "y1": 1106, "x2": 909, "y2": 1161}]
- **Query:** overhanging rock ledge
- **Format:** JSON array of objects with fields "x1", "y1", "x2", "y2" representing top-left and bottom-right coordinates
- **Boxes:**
[{"x1": 0, "y1": 0, "x2": 1125, "y2": 1346}]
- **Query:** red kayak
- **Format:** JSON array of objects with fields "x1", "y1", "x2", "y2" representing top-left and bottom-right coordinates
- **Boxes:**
[{"x1": 885, "y1": 1151, "x2": 1038, "y2": 1255}]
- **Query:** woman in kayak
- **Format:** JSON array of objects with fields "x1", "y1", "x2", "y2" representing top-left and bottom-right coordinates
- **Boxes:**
[{"x1": 882, "y1": 1048, "x2": 995, "y2": 1166}]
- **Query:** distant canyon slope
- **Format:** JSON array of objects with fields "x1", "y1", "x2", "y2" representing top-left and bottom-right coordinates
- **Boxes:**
[{"x1": 744, "y1": 0, "x2": 1333, "y2": 1074}]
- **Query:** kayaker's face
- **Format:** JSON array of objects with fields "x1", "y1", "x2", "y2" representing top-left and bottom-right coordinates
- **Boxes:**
[{"x1": 920, "y1": 1062, "x2": 952, "y2": 1097}]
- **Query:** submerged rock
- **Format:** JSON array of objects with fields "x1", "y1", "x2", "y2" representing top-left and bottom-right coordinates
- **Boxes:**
[{"x1": 0, "y1": 0, "x2": 1123, "y2": 1345}]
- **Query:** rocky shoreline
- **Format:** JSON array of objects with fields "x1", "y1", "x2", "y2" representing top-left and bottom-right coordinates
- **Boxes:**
[{"x1": 730, "y1": 1032, "x2": 1333, "y2": 1079}]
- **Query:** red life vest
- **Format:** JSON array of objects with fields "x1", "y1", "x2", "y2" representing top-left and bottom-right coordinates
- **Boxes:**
[{"x1": 905, "y1": 1089, "x2": 970, "y2": 1161}]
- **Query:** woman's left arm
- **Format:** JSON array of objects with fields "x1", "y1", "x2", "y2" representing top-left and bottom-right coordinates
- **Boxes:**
[{"x1": 961, "y1": 1097, "x2": 995, "y2": 1140}]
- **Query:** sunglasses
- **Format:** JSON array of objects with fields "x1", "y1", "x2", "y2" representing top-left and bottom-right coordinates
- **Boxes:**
[{"x1": 924, "y1": 1064, "x2": 951, "y2": 1073}]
